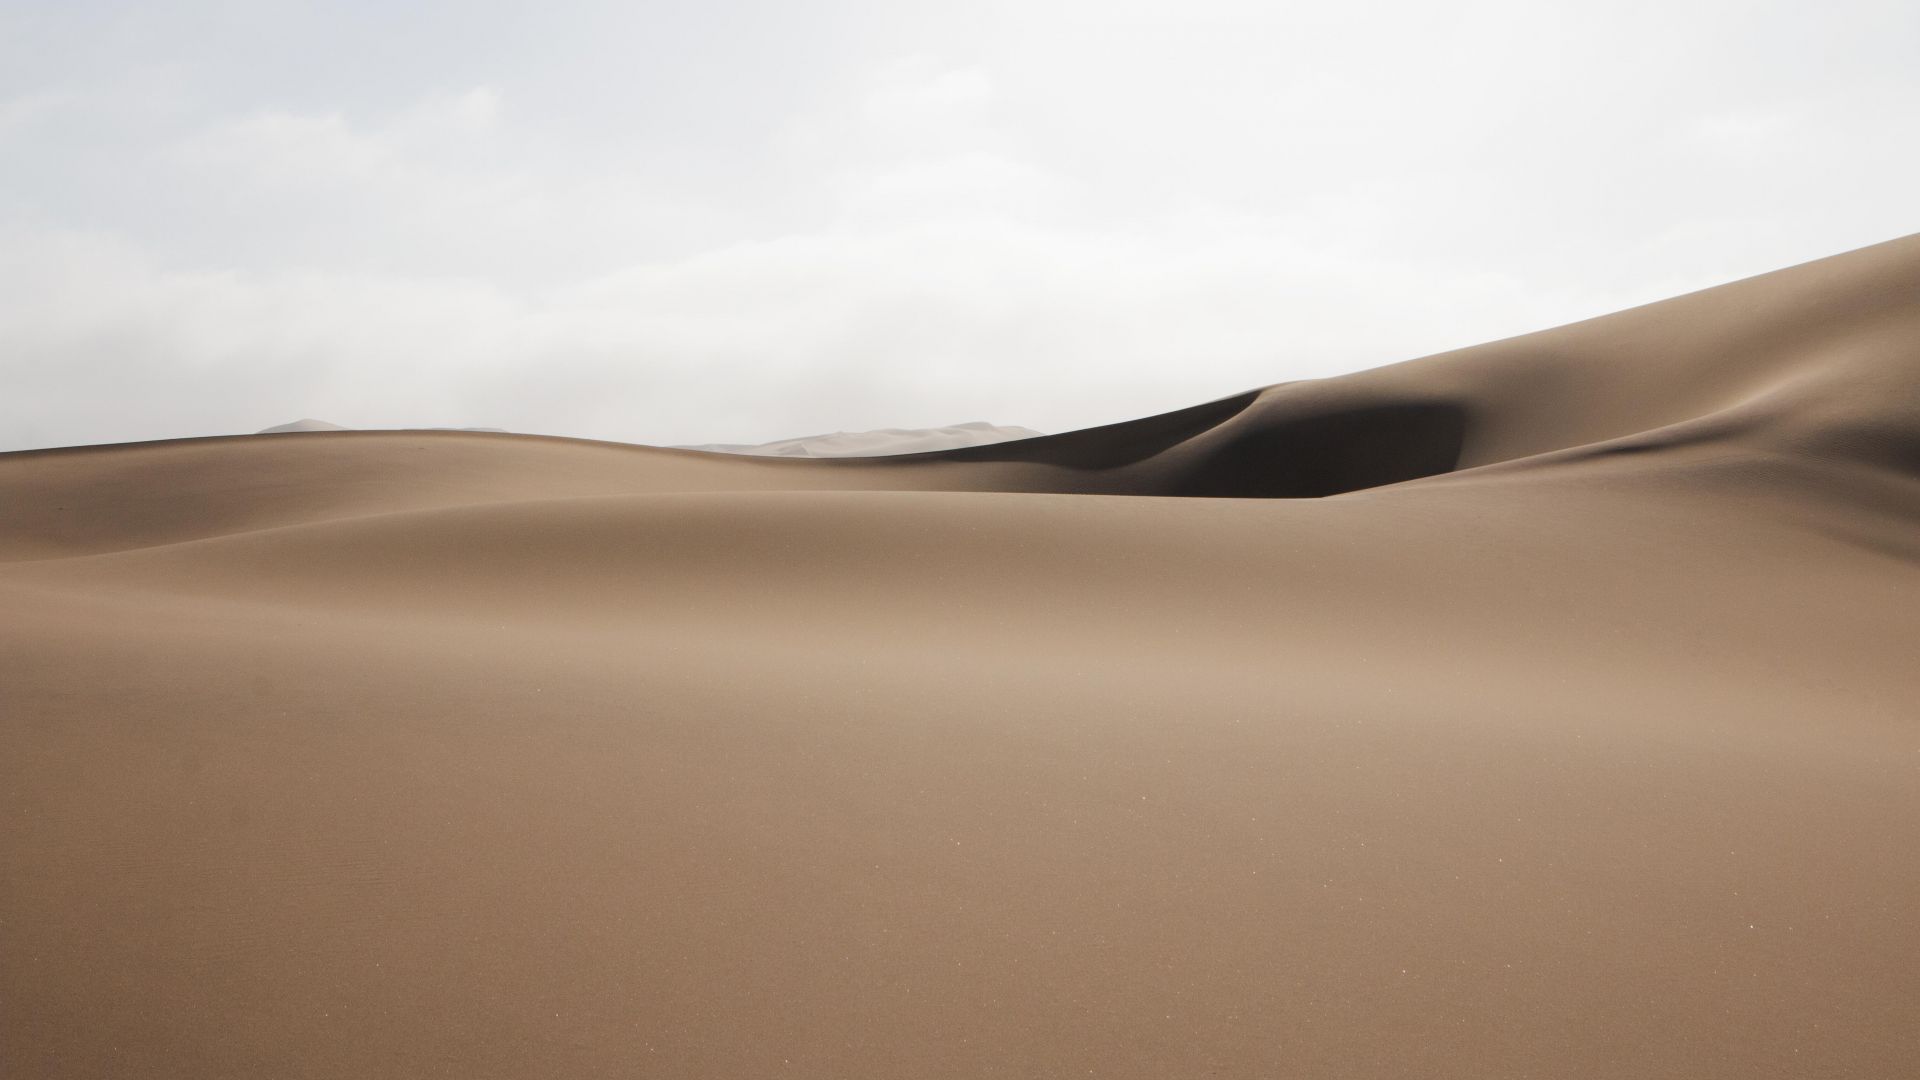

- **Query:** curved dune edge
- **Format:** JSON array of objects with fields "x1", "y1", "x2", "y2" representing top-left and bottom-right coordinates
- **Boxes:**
[{"x1": 2, "y1": 235, "x2": 1917, "y2": 1079}]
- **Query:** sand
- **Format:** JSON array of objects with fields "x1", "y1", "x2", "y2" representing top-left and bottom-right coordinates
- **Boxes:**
[{"x1": 3, "y1": 234, "x2": 1918, "y2": 1078}]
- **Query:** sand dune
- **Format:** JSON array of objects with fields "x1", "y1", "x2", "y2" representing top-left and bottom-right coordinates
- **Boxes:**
[
  {"x1": 257, "y1": 418, "x2": 350, "y2": 434},
  {"x1": 675, "y1": 420, "x2": 1044, "y2": 457},
  {"x1": 4, "y1": 235, "x2": 1919, "y2": 1078}
]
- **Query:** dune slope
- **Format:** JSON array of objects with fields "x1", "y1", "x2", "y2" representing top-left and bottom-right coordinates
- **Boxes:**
[{"x1": 3, "y1": 235, "x2": 1918, "y2": 1079}]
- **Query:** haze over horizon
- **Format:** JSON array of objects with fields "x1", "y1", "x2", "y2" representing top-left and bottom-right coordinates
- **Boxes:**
[{"x1": 4, "y1": 0, "x2": 1918, "y2": 451}]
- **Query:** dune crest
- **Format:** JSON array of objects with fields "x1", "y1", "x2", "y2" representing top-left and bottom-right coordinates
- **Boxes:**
[{"x1": 3, "y1": 235, "x2": 1918, "y2": 1079}]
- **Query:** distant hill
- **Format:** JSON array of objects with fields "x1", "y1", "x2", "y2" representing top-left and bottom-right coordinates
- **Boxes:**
[
  {"x1": 677, "y1": 421, "x2": 1043, "y2": 458},
  {"x1": 257, "y1": 418, "x2": 348, "y2": 433}
]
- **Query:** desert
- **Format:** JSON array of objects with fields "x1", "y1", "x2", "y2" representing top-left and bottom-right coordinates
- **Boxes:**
[{"x1": 4, "y1": 233, "x2": 1917, "y2": 1077}]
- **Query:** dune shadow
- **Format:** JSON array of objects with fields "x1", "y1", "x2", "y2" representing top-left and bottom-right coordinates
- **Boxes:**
[
  {"x1": 911, "y1": 391, "x2": 1265, "y2": 470},
  {"x1": 1169, "y1": 400, "x2": 1469, "y2": 498}
]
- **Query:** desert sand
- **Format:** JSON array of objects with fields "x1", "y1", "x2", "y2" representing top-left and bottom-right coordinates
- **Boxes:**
[{"x1": 3, "y1": 234, "x2": 1918, "y2": 1078}]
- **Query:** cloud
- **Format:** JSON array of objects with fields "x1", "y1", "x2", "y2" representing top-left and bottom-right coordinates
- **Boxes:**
[
  {"x1": 1, "y1": 1, "x2": 1917, "y2": 452},
  {"x1": 0, "y1": 201, "x2": 1623, "y2": 452}
]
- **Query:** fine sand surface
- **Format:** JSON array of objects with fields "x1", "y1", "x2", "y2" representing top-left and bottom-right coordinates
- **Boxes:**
[{"x1": 4, "y1": 235, "x2": 1919, "y2": 1078}]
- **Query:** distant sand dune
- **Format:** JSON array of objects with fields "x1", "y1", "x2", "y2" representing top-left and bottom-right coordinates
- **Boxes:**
[
  {"x1": 4, "y1": 235, "x2": 1919, "y2": 1078},
  {"x1": 676, "y1": 420, "x2": 1043, "y2": 457},
  {"x1": 256, "y1": 417, "x2": 349, "y2": 433}
]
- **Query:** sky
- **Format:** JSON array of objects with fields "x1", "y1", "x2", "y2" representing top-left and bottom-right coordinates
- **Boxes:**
[{"x1": 2, "y1": 0, "x2": 1917, "y2": 450}]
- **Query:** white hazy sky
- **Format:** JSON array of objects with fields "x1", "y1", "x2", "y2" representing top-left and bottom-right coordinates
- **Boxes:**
[{"x1": 3, "y1": 0, "x2": 1916, "y2": 450}]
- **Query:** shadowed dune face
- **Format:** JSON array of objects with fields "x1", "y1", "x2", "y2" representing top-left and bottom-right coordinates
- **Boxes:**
[
  {"x1": 3, "y1": 234, "x2": 1919, "y2": 1079},
  {"x1": 916, "y1": 389, "x2": 1266, "y2": 471},
  {"x1": 895, "y1": 390, "x2": 1469, "y2": 498},
  {"x1": 1167, "y1": 396, "x2": 1469, "y2": 497}
]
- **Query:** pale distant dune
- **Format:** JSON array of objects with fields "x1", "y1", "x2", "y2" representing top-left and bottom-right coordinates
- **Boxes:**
[
  {"x1": 4, "y1": 235, "x2": 1919, "y2": 1078},
  {"x1": 676, "y1": 420, "x2": 1044, "y2": 457},
  {"x1": 256, "y1": 417, "x2": 348, "y2": 433}
]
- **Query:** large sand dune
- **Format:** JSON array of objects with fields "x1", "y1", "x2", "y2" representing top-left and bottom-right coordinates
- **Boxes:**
[{"x1": 4, "y1": 235, "x2": 1918, "y2": 1078}]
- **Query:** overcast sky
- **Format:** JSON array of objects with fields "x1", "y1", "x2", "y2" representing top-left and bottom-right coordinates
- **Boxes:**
[{"x1": 3, "y1": 0, "x2": 1916, "y2": 450}]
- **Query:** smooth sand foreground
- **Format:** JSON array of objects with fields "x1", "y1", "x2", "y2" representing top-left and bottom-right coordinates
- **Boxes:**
[{"x1": 4, "y1": 235, "x2": 1919, "y2": 1078}]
